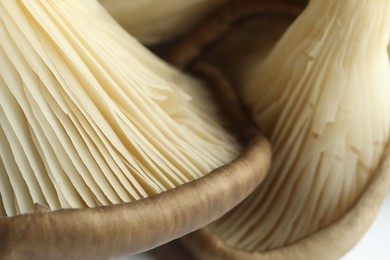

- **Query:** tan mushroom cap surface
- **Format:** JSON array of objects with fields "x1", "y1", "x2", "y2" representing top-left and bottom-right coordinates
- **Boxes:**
[
  {"x1": 0, "y1": 0, "x2": 272, "y2": 258},
  {"x1": 175, "y1": 0, "x2": 390, "y2": 258}
]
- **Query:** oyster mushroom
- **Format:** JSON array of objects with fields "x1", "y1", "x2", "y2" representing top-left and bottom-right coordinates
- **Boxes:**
[
  {"x1": 100, "y1": 0, "x2": 229, "y2": 45},
  {"x1": 175, "y1": 0, "x2": 390, "y2": 258},
  {"x1": 0, "y1": 0, "x2": 271, "y2": 259}
]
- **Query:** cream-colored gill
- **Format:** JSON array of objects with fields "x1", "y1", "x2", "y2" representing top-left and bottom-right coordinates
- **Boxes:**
[
  {"x1": 0, "y1": 0, "x2": 239, "y2": 217},
  {"x1": 211, "y1": 0, "x2": 390, "y2": 251}
]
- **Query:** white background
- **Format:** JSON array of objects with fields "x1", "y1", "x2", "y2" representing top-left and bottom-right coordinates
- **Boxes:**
[{"x1": 120, "y1": 192, "x2": 390, "y2": 260}]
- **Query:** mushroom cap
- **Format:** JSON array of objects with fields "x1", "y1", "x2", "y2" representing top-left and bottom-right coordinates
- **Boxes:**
[
  {"x1": 166, "y1": 0, "x2": 390, "y2": 258},
  {"x1": 0, "y1": 134, "x2": 271, "y2": 260},
  {"x1": 0, "y1": 0, "x2": 271, "y2": 258},
  {"x1": 0, "y1": 0, "x2": 239, "y2": 217},
  {"x1": 181, "y1": 141, "x2": 390, "y2": 260}
]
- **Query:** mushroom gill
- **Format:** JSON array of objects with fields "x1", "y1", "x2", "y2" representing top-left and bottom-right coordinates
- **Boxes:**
[
  {"x1": 0, "y1": 0, "x2": 240, "y2": 217},
  {"x1": 99, "y1": 0, "x2": 229, "y2": 45},
  {"x1": 208, "y1": 0, "x2": 390, "y2": 251}
]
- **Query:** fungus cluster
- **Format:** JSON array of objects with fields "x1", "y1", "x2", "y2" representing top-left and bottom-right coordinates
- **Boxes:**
[{"x1": 1, "y1": 0, "x2": 390, "y2": 259}]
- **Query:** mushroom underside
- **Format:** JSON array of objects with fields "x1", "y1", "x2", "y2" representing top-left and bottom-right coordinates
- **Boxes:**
[
  {"x1": 163, "y1": 0, "x2": 390, "y2": 258},
  {"x1": 0, "y1": 0, "x2": 272, "y2": 258}
]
